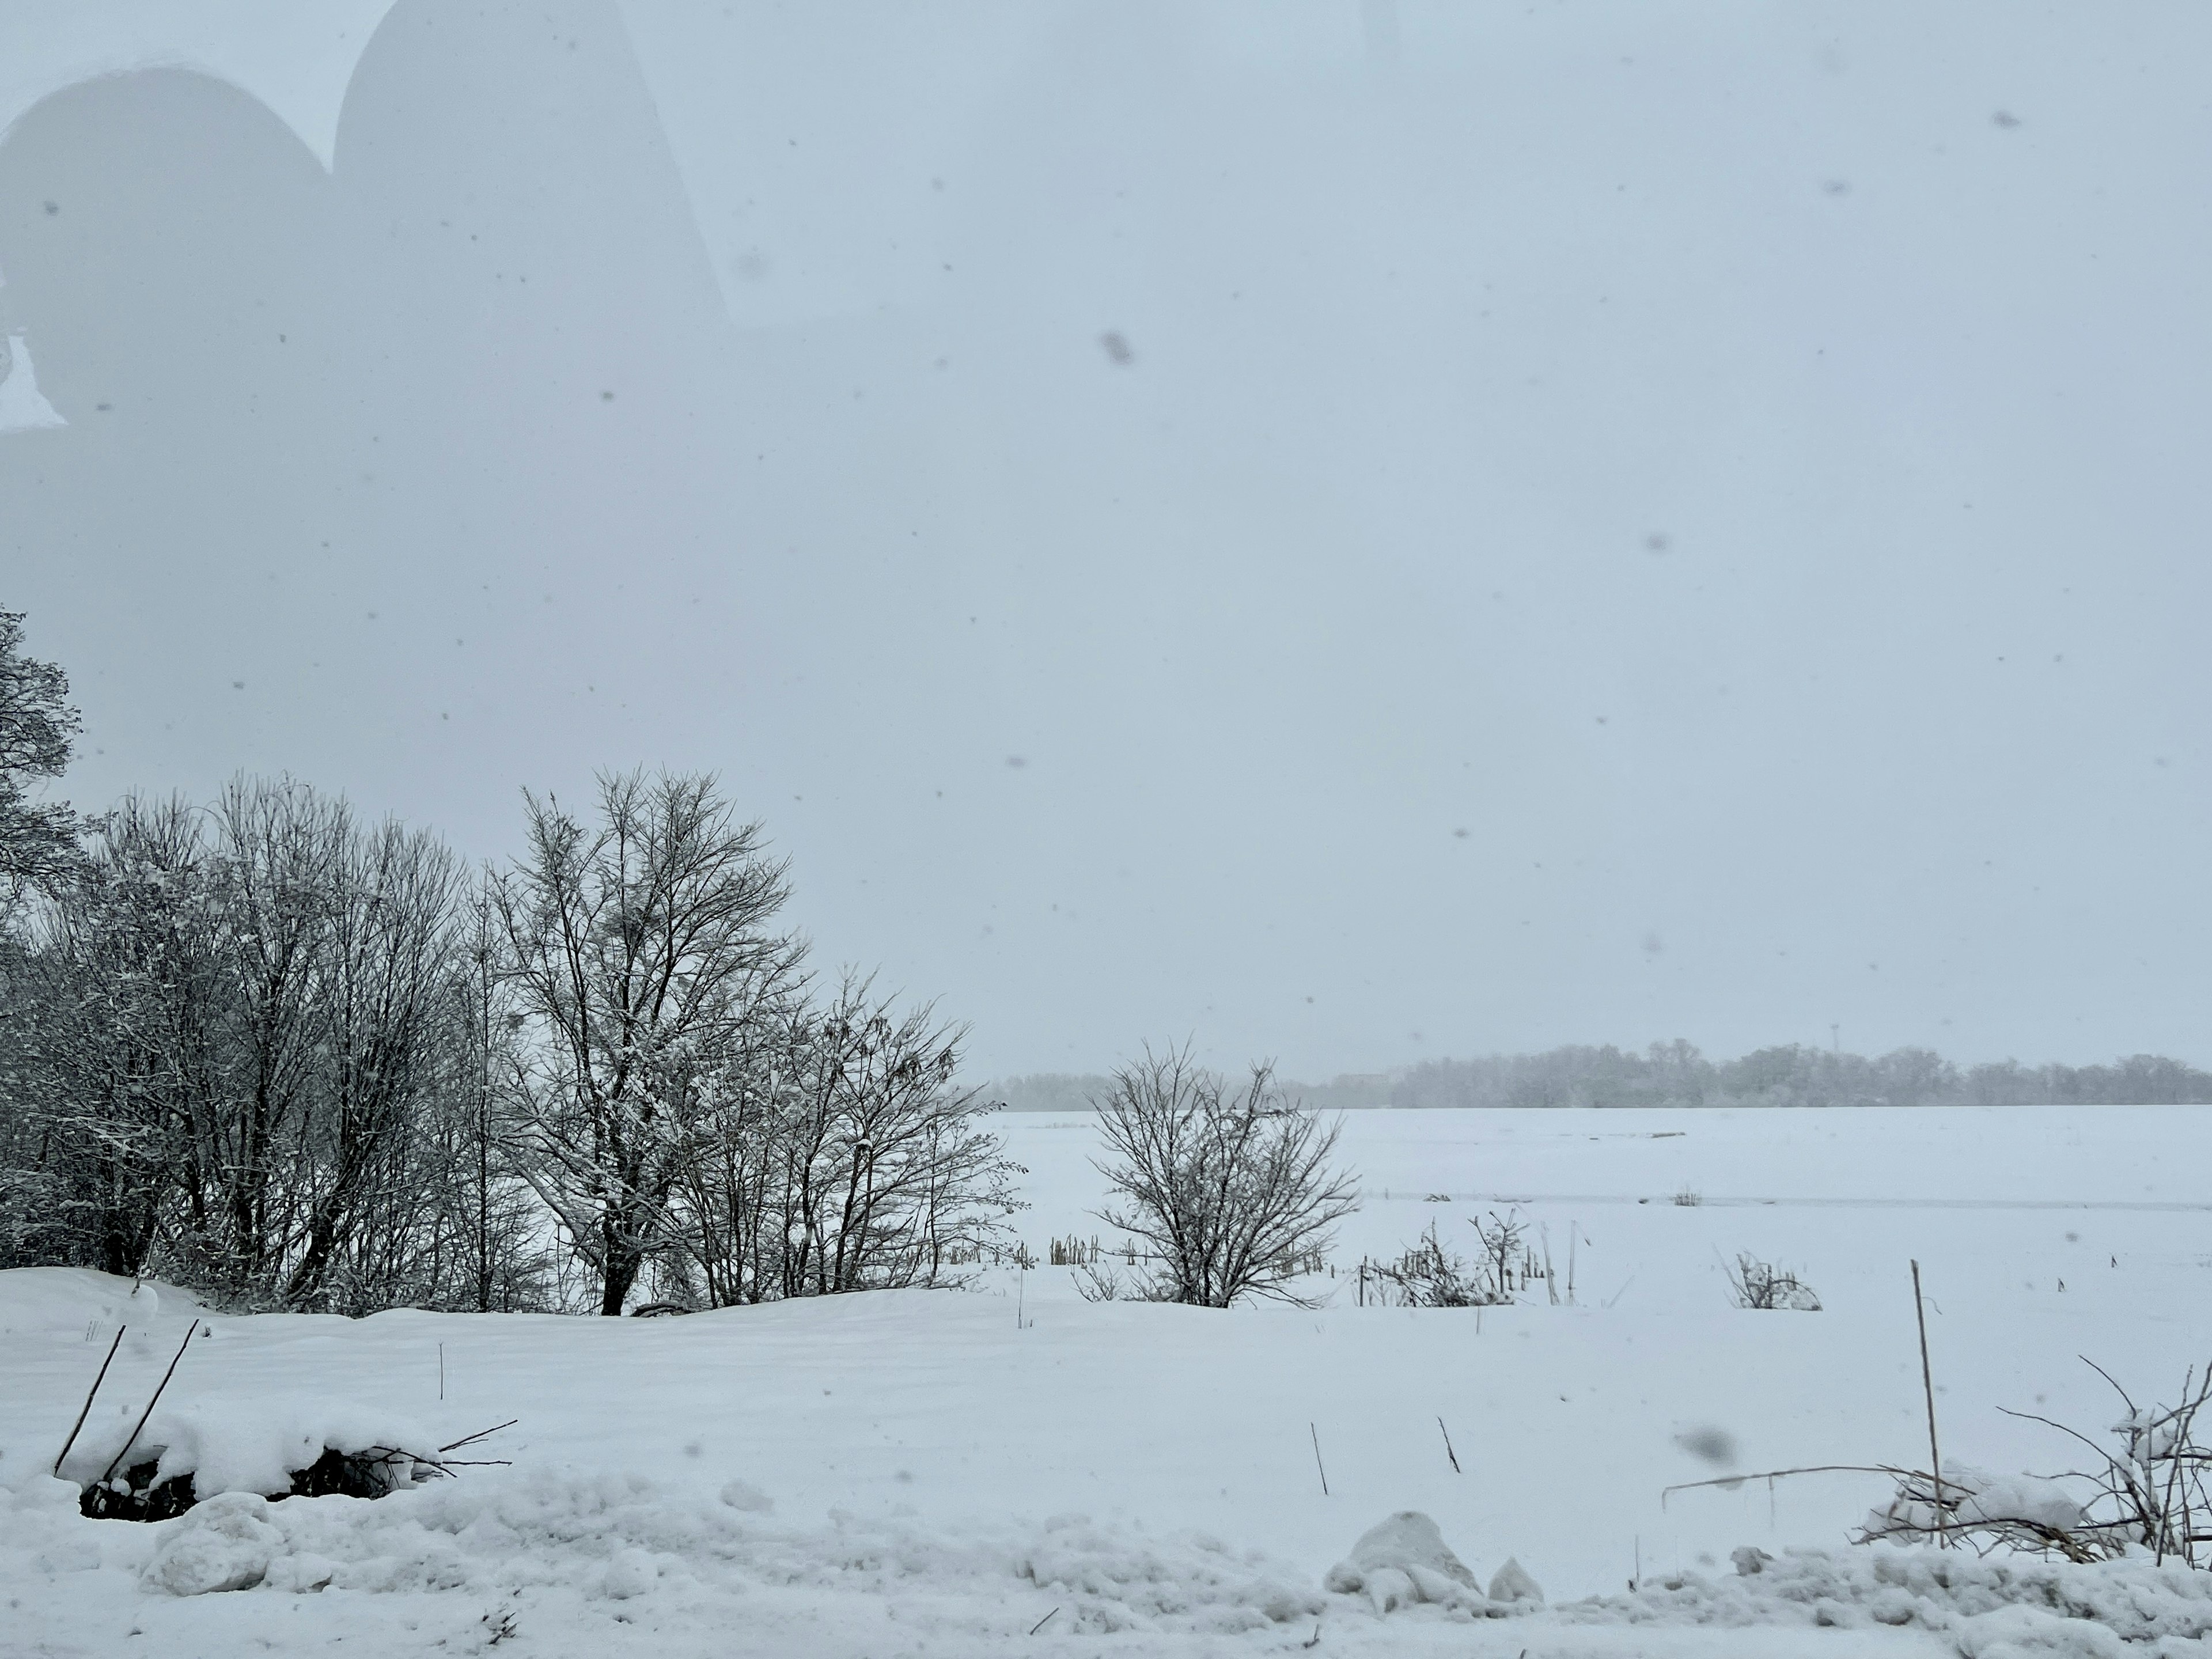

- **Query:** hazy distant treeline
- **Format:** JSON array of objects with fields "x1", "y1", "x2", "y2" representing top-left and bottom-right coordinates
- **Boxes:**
[{"x1": 992, "y1": 1043, "x2": 2212, "y2": 1112}]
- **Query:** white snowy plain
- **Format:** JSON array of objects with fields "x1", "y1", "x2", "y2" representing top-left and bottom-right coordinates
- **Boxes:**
[{"x1": 5, "y1": 1104, "x2": 2210, "y2": 1658}]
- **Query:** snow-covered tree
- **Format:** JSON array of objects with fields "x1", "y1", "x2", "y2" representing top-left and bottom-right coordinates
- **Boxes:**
[
  {"x1": 1089, "y1": 1045, "x2": 1358, "y2": 1308},
  {"x1": 0, "y1": 779, "x2": 518, "y2": 1310},
  {"x1": 494, "y1": 771, "x2": 802, "y2": 1315},
  {"x1": 0, "y1": 608, "x2": 82, "y2": 906},
  {"x1": 666, "y1": 972, "x2": 1022, "y2": 1306}
]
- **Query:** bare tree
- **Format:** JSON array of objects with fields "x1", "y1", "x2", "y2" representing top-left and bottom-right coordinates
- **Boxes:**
[
  {"x1": 0, "y1": 796, "x2": 204, "y2": 1274},
  {"x1": 430, "y1": 878, "x2": 548, "y2": 1312},
  {"x1": 0, "y1": 609, "x2": 82, "y2": 907},
  {"x1": 666, "y1": 972, "x2": 1023, "y2": 1306},
  {"x1": 495, "y1": 771, "x2": 801, "y2": 1315},
  {"x1": 780, "y1": 974, "x2": 1021, "y2": 1296},
  {"x1": 1088, "y1": 1044, "x2": 1358, "y2": 1308},
  {"x1": 2, "y1": 795, "x2": 229, "y2": 1278},
  {"x1": 276, "y1": 806, "x2": 466, "y2": 1308},
  {"x1": 1, "y1": 781, "x2": 500, "y2": 1309}
]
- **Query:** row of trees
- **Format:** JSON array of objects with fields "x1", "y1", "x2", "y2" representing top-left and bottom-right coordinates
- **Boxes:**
[
  {"x1": 1285, "y1": 1041, "x2": 2212, "y2": 1112},
  {"x1": 0, "y1": 614, "x2": 1021, "y2": 1314}
]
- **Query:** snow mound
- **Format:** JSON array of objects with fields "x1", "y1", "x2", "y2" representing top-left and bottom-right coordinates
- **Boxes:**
[
  {"x1": 62, "y1": 1397, "x2": 441, "y2": 1500},
  {"x1": 717, "y1": 1476, "x2": 773, "y2": 1513},
  {"x1": 140, "y1": 1491, "x2": 283, "y2": 1594},
  {"x1": 1323, "y1": 1511, "x2": 1498, "y2": 1615},
  {"x1": 117, "y1": 1467, "x2": 1324, "y2": 1635},
  {"x1": 0, "y1": 1267, "x2": 209, "y2": 1339},
  {"x1": 1487, "y1": 1555, "x2": 1544, "y2": 1604},
  {"x1": 1566, "y1": 1546, "x2": 2212, "y2": 1654},
  {"x1": 1865, "y1": 1461, "x2": 2086, "y2": 1540}
]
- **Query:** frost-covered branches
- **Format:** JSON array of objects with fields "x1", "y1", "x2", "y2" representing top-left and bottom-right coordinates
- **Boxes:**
[
  {"x1": 1857, "y1": 1361, "x2": 2212, "y2": 1568},
  {"x1": 1086, "y1": 1045, "x2": 1357, "y2": 1308},
  {"x1": 0, "y1": 780, "x2": 531, "y2": 1311},
  {"x1": 490, "y1": 772, "x2": 1019, "y2": 1315},
  {"x1": 0, "y1": 753, "x2": 1011, "y2": 1318},
  {"x1": 1725, "y1": 1252, "x2": 1821, "y2": 1312},
  {"x1": 0, "y1": 609, "x2": 82, "y2": 907},
  {"x1": 494, "y1": 771, "x2": 802, "y2": 1316},
  {"x1": 1372, "y1": 1220, "x2": 1507, "y2": 1308},
  {"x1": 665, "y1": 973, "x2": 1024, "y2": 1308}
]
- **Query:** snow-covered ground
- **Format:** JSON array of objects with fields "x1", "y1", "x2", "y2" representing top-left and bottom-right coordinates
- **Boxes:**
[{"x1": 6, "y1": 1105, "x2": 2210, "y2": 1656}]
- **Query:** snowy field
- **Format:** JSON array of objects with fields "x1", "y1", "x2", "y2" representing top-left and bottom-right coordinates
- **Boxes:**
[{"x1": 6, "y1": 1105, "x2": 2211, "y2": 1657}]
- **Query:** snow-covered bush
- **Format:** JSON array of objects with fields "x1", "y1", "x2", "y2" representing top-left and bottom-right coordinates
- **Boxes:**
[
  {"x1": 1084, "y1": 1044, "x2": 1357, "y2": 1308},
  {"x1": 1725, "y1": 1252, "x2": 1821, "y2": 1311},
  {"x1": 63, "y1": 1397, "x2": 449, "y2": 1521},
  {"x1": 1858, "y1": 1359, "x2": 2212, "y2": 1567},
  {"x1": 1369, "y1": 1221, "x2": 1507, "y2": 1308}
]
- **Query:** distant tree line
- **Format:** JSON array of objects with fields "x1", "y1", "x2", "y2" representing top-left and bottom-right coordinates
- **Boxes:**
[
  {"x1": 0, "y1": 611, "x2": 1021, "y2": 1313},
  {"x1": 995, "y1": 1041, "x2": 2212, "y2": 1114},
  {"x1": 1348, "y1": 1043, "x2": 2212, "y2": 1110}
]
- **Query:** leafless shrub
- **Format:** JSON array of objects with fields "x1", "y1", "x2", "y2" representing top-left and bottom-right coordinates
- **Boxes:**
[
  {"x1": 1374, "y1": 1220, "x2": 1506, "y2": 1307},
  {"x1": 1678, "y1": 1359, "x2": 2212, "y2": 1570},
  {"x1": 1469, "y1": 1207, "x2": 1529, "y2": 1295},
  {"x1": 1725, "y1": 1252, "x2": 1821, "y2": 1311},
  {"x1": 1071, "y1": 1258, "x2": 1150, "y2": 1302},
  {"x1": 1357, "y1": 1211, "x2": 1545, "y2": 1306},
  {"x1": 1089, "y1": 1044, "x2": 1357, "y2": 1308},
  {"x1": 1861, "y1": 1360, "x2": 2212, "y2": 1567}
]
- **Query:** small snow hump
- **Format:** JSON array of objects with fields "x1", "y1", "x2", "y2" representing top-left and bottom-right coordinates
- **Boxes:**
[
  {"x1": 718, "y1": 1478, "x2": 773, "y2": 1513},
  {"x1": 1487, "y1": 1556, "x2": 1543, "y2": 1604},
  {"x1": 1324, "y1": 1511, "x2": 1482, "y2": 1613},
  {"x1": 139, "y1": 1492, "x2": 281, "y2": 1595}
]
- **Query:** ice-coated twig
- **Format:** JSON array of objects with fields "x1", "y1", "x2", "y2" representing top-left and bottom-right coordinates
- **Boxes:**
[
  {"x1": 438, "y1": 1418, "x2": 519, "y2": 1454},
  {"x1": 1662, "y1": 1463, "x2": 1916, "y2": 1506}
]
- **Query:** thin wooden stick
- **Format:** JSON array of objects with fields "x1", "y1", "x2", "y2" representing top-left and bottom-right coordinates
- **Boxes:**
[
  {"x1": 1310, "y1": 1422, "x2": 1330, "y2": 1495},
  {"x1": 1912, "y1": 1260, "x2": 1946, "y2": 1546},
  {"x1": 99, "y1": 1321, "x2": 199, "y2": 1487},
  {"x1": 1437, "y1": 1415, "x2": 1461, "y2": 1474},
  {"x1": 437, "y1": 1418, "x2": 519, "y2": 1454},
  {"x1": 1028, "y1": 1607, "x2": 1059, "y2": 1635},
  {"x1": 54, "y1": 1325, "x2": 127, "y2": 1475},
  {"x1": 1664, "y1": 1461, "x2": 1915, "y2": 1502}
]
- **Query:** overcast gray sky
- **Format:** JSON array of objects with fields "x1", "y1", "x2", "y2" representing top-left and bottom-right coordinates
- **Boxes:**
[{"x1": 3, "y1": 1, "x2": 2209, "y2": 1081}]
